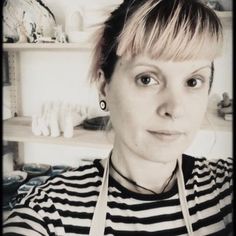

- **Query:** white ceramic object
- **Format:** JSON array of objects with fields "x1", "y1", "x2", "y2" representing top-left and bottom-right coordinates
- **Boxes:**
[
  {"x1": 3, "y1": 0, "x2": 56, "y2": 41},
  {"x1": 54, "y1": 25, "x2": 67, "y2": 43},
  {"x1": 32, "y1": 115, "x2": 42, "y2": 136},
  {"x1": 67, "y1": 31, "x2": 91, "y2": 43},
  {"x1": 59, "y1": 103, "x2": 67, "y2": 132},
  {"x1": 49, "y1": 110, "x2": 60, "y2": 137},
  {"x1": 63, "y1": 107, "x2": 74, "y2": 138},
  {"x1": 65, "y1": 6, "x2": 84, "y2": 33},
  {"x1": 38, "y1": 116, "x2": 50, "y2": 136},
  {"x1": 65, "y1": 6, "x2": 85, "y2": 43}
]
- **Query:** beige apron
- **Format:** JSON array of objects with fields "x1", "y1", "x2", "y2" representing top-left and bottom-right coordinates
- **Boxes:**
[{"x1": 89, "y1": 154, "x2": 194, "y2": 236}]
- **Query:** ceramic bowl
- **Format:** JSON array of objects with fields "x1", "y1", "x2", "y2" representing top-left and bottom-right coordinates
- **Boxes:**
[
  {"x1": 17, "y1": 176, "x2": 50, "y2": 195},
  {"x1": 3, "y1": 192, "x2": 18, "y2": 210},
  {"x1": 3, "y1": 171, "x2": 27, "y2": 193},
  {"x1": 22, "y1": 163, "x2": 51, "y2": 178},
  {"x1": 51, "y1": 165, "x2": 72, "y2": 176}
]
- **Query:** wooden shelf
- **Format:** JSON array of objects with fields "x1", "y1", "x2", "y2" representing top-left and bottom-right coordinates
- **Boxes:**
[
  {"x1": 201, "y1": 108, "x2": 232, "y2": 132},
  {"x1": 214, "y1": 10, "x2": 232, "y2": 28},
  {"x1": 214, "y1": 10, "x2": 232, "y2": 18},
  {"x1": 2, "y1": 11, "x2": 231, "y2": 52},
  {"x1": 3, "y1": 42, "x2": 92, "y2": 51},
  {"x1": 3, "y1": 117, "x2": 114, "y2": 149},
  {"x1": 3, "y1": 110, "x2": 231, "y2": 147}
]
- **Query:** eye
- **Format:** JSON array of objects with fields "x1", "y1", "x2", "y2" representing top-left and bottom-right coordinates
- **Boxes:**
[
  {"x1": 186, "y1": 76, "x2": 204, "y2": 88},
  {"x1": 136, "y1": 74, "x2": 159, "y2": 86}
]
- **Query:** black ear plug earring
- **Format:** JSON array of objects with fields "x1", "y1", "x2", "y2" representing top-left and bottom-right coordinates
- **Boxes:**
[{"x1": 99, "y1": 100, "x2": 107, "y2": 110}]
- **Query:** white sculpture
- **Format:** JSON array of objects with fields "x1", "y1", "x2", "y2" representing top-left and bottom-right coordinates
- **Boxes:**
[
  {"x1": 38, "y1": 116, "x2": 50, "y2": 136},
  {"x1": 31, "y1": 115, "x2": 41, "y2": 136},
  {"x1": 49, "y1": 105, "x2": 60, "y2": 137},
  {"x1": 31, "y1": 101, "x2": 88, "y2": 138},
  {"x1": 54, "y1": 25, "x2": 67, "y2": 43},
  {"x1": 3, "y1": 0, "x2": 56, "y2": 42},
  {"x1": 63, "y1": 106, "x2": 74, "y2": 138}
]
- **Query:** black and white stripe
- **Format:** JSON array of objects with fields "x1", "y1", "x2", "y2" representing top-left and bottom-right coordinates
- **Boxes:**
[{"x1": 3, "y1": 155, "x2": 233, "y2": 236}]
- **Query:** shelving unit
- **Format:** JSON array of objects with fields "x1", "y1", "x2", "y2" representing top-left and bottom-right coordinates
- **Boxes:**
[
  {"x1": 2, "y1": 40, "x2": 100, "y2": 167},
  {"x1": 2, "y1": 9, "x2": 232, "y2": 166},
  {"x1": 201, "y1": 108, "x2": 232, "y2": 132},
  {"x1": 3, "y1": 42, "x2": 92, "y2": 51},
  {"x1": 2, "y1": 11, "x2": 232, "y2": 52},
  {"x1": 3, "y1": 107, "x2": 231, "y2": 148},
  {"x1": 3, "y1": 117, "x2": 113, "y2": 148}
]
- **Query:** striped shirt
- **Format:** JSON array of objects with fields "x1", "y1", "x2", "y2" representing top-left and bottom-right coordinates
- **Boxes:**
[{"x1": 3, "y1": 154, "x2": 233, "y2": 236}]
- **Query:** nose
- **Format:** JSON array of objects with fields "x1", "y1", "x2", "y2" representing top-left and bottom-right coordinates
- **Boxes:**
[{"x1": 157, "y1": 92, "x2": 185, "y2": 120}]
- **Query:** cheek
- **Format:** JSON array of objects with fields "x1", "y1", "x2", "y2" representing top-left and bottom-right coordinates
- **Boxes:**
[
  {"x1": 187, "y1": 95, "x2": 208, "y2": 125},
  {"x1": 107, "y1": 88, "x2": 148, "y2": 130},
  {"x1": 109, "y1": 98, "x2": 142, "y2": 126},
  {"x1": 107, "y1": 89, "x2": 133, "y2": 124}
]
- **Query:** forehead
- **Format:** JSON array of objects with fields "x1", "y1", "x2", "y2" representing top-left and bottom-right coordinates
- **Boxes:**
[{"x1": 116, "y1": 55, "x2": 212, "y2": 75}]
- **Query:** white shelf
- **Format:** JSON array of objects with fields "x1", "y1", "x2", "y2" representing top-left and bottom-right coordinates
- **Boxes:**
[
  {"x1": 2, "y1": 11, "x2": 231, "y2": 52},
  {"x1": 3, "y1": 110, "x2": 231, "y2": 148},
  {"x1": 201, "y1": 108, "x2": 232, "y2": 132},
  {"x1": 214, "y1": 10, "x2": 232, "y2": 18},
  {"x1": 3, "y1": 42, "x2": 92, "y2": 51},
  {"x1": 214, "y1": 10, "x2": 232, "y2": 28},
  {"x1": 3, "y1": 117, "x2": 114, "y2": 149}
]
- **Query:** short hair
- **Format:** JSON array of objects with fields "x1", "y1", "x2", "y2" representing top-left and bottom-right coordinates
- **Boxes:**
[{"x1": 90, "y1": 0, "x2": 223, "y2": 87}]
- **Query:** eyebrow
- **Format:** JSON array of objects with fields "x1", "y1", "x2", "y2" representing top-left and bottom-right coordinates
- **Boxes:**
[
  {"x1": 132, "y1": 63, "x2": 211, "y2": 72},
  {"x1": 190, "y1": 65, "x2": 212, "y2": 74},
  {"x1": 132, "y1": 63, "x2": 162, "y2": 72},
  {"x1": 130, "y1": 62, "x2": 212, "y2": 78}
]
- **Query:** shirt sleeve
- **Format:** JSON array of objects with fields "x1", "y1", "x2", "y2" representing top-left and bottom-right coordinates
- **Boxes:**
[
  {"x1": 3, "y1": 183, "x2": 65, "y2": 236},
  {"x1": 3, "y1": 204, "x2": 50, "y2": 236},
  {"x1": 210, "y1": 157, "x2": 233, "y2": 231}
]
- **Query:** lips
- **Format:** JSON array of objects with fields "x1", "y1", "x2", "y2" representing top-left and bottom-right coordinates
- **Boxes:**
[{"x1": 148, "y1": 130, "x2": 184, "y2": 142}]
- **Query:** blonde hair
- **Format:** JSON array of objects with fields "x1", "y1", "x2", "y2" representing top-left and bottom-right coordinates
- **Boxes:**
[{"x1": 90, "y1": 0, "x2": 223, "y2": 83}]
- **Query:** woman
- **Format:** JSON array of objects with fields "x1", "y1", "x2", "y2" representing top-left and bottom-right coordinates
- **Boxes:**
[{"x1": 3, "y1": 0, "x2": 232, "y2": 235}]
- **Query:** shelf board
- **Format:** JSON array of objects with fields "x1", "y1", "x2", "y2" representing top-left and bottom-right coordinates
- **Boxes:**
[
  {"x1": 3, "y1": 110, "x2": 231, "y2": 147},
  {"x1": 3, "y1": 117, "x2": 113, "y2": 148},
  {"x1": 214, "y1": 10, "x2": 232, "y2": 28},
  {"x1": 201, "y1": 108, "x2": 232, "y2": 132},
  {"x1": 214, "y1": 10, "x2": 232, "y2": 18},
  {"x1": 3, "y1": 42, "x2": 92, "y2": 51},
  {"x1": 3, "y1": 11, "x2": 231, "y2": 51}
]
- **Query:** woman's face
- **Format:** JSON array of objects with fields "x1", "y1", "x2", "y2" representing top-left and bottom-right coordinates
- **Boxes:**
[{"x1": 102, "y1": 55, "x2": 212, "y2": 163}]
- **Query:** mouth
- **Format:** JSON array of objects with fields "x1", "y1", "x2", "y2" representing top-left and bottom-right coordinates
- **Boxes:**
[{"x1": 147, "y1": 130, "x2": 184, "y2": 142}]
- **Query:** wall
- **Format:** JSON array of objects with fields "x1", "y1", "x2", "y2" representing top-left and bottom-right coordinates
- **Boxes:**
[
  {"x1": 3, "y1": 0, "x2": 233, "y2": 166},
  {"x1": 212, "y1": 27, "x2": 233, "y2": 97}
]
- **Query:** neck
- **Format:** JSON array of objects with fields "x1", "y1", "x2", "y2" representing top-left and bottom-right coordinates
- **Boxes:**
[{"x1": 109, "y1": 141, "x2": 180, "y2": 194}]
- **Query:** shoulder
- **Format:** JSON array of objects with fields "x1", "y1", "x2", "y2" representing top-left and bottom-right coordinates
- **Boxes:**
[
  {"x1": 40, "y1": 159, "x2": 102, "y2": 185},
  {"x1": 61, "y1": 159, "x2": 102, "y2": 179},
  {"x1": 184, "y1": 155, "x2": 233, "y2": 189},
  {"x1": 193, "y1": 156, "x2": 233, "y2": 175},
  {"x1": 20, "y1": 159, "x2": 103, "y2": 206},
  {"x1": 4, "y1": 160, "x2": 103, "y2": 234},
  {"x1": 183, "y1": 154, "x2": 232, "y2": 172}
]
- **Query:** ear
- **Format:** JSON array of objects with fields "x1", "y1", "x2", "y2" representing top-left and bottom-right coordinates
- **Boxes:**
[{"x1": 96, "y1": 69, "x2": 109, "y2": 99}]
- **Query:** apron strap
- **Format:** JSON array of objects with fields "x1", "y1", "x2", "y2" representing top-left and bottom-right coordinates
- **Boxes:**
[
  {"x1": 177, "y1": 156, "x2": 194, "y2": 236},
  {"x1": 89, "y1": 154, "x2": 110, "y2": 236},
  {"x1": 89, "y1": 153, "x2": 194, "y2": 236}
]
